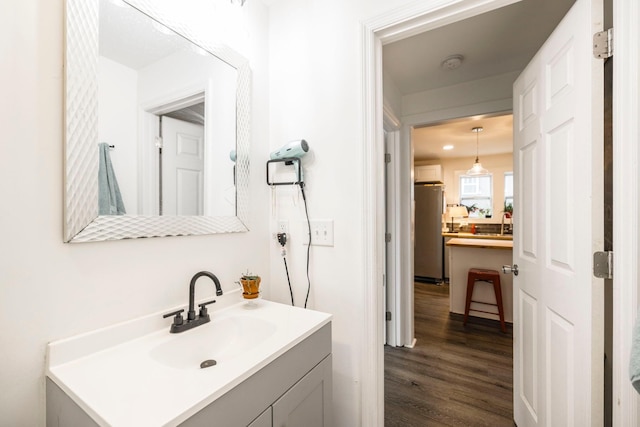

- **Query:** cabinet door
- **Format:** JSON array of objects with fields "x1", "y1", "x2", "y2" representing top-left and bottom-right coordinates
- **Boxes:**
[
  {"x1": 248, "y1": 407, "x2": 272, "y2": 427},
  {"x1": 415, "y1": 165, "x2": 442, "y2": 182},
  {"x1": 272, "y1": 355, "x2": 332, "y2": 427}
]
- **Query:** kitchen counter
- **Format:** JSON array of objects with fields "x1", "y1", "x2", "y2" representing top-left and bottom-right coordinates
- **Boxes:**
[
  {"x1": 447, "y1": 238, "x2": 513, "y2": 323},
  {"x1": 446, "y1": 237, "x2": 513, "y2": 249},
  {"x1": 442, "y1": 232, "x2": 513, "y2": 241}
]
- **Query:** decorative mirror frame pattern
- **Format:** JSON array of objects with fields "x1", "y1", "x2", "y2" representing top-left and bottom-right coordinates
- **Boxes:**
[{"x1": 64, "y1": 0, "x2": 251, "y2": 242}]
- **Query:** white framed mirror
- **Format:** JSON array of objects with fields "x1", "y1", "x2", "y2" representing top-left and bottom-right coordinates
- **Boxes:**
[{"x1": 64, "y1": 0, "x2": 251, "y2": 242}]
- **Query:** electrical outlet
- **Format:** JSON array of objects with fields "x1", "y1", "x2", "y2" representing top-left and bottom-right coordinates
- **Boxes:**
[
  {"x1": 277, "y1": 220, "x2": 289, "y2": 234},
  {"x1": 304, "y1": 220, "x2": 334, "y2": 247}
]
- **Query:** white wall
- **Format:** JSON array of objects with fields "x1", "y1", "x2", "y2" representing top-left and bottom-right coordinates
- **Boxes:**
[
  {"x1": 383, "y1": 65, "x2": 403, "y2": 119},
  {"x1": 98, "y1": 56, "x2": 139, "y2": 214},
  {"x1": 0, "y1": 0, "x2": 270, "y2": 425},
  {"x1": 267, "y1": 0, "x2": 471, "y2": 425}
]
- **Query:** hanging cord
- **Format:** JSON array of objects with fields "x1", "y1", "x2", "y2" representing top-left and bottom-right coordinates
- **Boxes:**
[
  {"x1": 277, "y1": 233, "x2": 295, "y2": 306},
  {"x1": 299, "y1": 183, "x2": 312, "y2": 308}
]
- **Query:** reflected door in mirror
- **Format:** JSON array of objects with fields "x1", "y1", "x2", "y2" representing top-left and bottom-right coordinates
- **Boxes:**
[{"x1": 64, "y1": 0, "x2": 251, "y2": 242}]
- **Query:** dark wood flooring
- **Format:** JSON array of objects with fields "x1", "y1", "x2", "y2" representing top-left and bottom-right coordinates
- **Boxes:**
[{"x1": 384, "y1": 282, "x2": 514, "y2": 426}]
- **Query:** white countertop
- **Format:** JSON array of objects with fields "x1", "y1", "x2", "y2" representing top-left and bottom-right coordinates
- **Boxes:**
[{"x1": 46, "y1": 290, "x2": 332, "y2": 426}]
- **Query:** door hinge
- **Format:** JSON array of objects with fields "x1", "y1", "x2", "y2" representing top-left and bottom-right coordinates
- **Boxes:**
[
  {"x1": 385, "y1": 233, "x2": 391, "y2": 243},
  {"x1": 593, "y1": 28, "x2": 613, "y2": 59},
  {"x1": 386, "y1": 311, "x2": 392, "y2": 321},
  {"x1": 593, "y1": 251, "x2": 613, "y2": 279},
  {"x1": 155, "y1": 136, "x2": 164, "y2": 149},
  {"x1": 385, "y1": 153, "x2": 391, "y2": 163}
]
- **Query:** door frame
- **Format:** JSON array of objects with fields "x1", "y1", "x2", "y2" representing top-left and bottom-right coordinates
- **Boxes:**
[
  {"x1": 139, "y1": 89, "x2": 206, "y2": 215},
  {"x1": 611, "y1": 1, "x2": 640, "y2": 424},
  {"x1": 360, "y1": 0, "x2": 640, "y2": 425},
  {"x1": 383, "y1": 126, "x2": 400, "y2": 346}
]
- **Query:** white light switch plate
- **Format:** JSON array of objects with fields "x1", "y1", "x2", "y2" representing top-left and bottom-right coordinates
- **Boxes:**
[{"x1": 304, "y1": 220, "x2": 334, "y2": 247}]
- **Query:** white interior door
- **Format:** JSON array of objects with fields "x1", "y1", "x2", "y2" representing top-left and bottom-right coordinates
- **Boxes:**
[
  {"x1": 162, "y1": 116, "x2": 205, "y2": 215},
  {"x1": 512, "y1": 0, "x2": 603, "y2": 425},
  {"x1": 385, "y1": 131, "x2": 398, "y2": 345}
]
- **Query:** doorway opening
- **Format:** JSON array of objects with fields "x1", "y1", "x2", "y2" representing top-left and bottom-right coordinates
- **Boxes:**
[
  {"x1": 381, "y1": 0, "x2": 576, "y2": 348},
  {"x1": 141, "y1": 93, "x2": 206, "y2": 216},
  {"x1": 139, "y1": 92, "x2": 236, "y2": 218},
  {"x1": 364, "y1": 0, "x2": 640, "y2": 425},
  {"x1": 377, "y1": 0, "x2": 609, "y2": 424}
]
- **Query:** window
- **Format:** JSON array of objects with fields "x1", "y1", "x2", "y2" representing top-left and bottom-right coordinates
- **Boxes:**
[
  {"x1": 504, "y1": 172, "x2": 514, "y2": 212},
  {"x1": 459, "y1": 175, "x2": 492, "y2": 217}
]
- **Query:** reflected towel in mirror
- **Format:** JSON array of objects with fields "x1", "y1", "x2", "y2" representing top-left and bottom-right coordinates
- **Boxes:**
[
  {"x1": 630, "y1": 311, "x2": 640, "y2": 393},
  {"x1": 98, "y1": 142, "x2": 126, "y2": 215}
]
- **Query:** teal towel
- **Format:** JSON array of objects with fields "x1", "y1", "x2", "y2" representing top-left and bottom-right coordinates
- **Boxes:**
[
  {"x1": 98, "y1": 143, "x2": 126, "y2": 215},
  {"x1": 630, "y1": 312, "x2": 640, "y2": 393}
]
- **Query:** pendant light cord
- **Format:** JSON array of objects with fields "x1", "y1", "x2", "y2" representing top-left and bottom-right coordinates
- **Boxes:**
[{"x1": 473, "y1": 126, "x2": 482, "y2": 163}]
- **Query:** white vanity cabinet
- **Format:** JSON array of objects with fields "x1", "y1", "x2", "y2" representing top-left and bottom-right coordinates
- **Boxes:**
[{"x1": 47, "y1": 323, "x2": 332, "y2": 427}]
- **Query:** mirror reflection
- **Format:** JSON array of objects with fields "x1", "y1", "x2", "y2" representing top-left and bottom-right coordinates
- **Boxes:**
[
  {"x1": 98, "y1": 0, "x2": 237, "y2": 216},
  {"x1": 64, "y1": 0, "x2": 250, "y2": 242}
]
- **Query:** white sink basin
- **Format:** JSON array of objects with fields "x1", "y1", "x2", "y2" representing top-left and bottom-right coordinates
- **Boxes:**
[
  {"x1": 46, "y1": 292, "x2": 331, "y2": 426},
  {"x1": 149, "y1": 314, "x2": 277, "y2": 370}
]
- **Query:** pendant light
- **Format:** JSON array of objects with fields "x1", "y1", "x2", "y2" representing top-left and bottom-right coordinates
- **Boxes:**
[{"x1": 466, "y1": 127, "x2": 489, "y2": 176}]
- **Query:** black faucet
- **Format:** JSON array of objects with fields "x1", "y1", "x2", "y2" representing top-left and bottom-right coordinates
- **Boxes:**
[{"x1": 163, "y1": 271, "x2": 224, "y2": 333}]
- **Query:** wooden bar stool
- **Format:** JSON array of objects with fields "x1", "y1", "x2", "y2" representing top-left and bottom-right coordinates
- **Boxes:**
[{"x1": 464, "y1": 268, "x2": 506, "y2": 333}]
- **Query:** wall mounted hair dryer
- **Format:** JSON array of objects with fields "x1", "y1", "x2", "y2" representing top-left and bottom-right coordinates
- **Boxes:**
[
  {"x1": 270, "y1": 139, "x2": 309, "y2": 161},
  {"x1": 266, "y1": 140, "x2": 310, "y2": 186}
]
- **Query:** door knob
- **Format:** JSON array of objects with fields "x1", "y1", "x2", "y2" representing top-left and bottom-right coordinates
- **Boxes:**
[{"x1": 502, "y1": 264, "x2": 519, "y2": 276}]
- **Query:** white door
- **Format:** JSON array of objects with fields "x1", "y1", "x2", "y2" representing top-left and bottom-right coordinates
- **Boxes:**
[
  {"x1": 162, "y1": 116, "x2": 205, "y2": 216},
  {"x1": 385, "y1": 131, "x2": 397, "y2": 345},
  {"x1": 512, "y1": 0, "x2": 603, "y2": 425}
]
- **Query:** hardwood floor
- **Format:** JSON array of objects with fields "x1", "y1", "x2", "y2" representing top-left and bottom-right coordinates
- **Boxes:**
[{"x1": 384, "y1": 282, "x2": 514, "y2": 426}]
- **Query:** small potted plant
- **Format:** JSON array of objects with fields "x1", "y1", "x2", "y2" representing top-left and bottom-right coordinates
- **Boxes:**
[
  {"x1": 503, "y1": 202, "x2": 513, "y2": 218},
  {"x1": 463, "y1": 203, "x2": 478, "y2": 214},
  {"x1": 238, "y1": 271, "x2": 261, "y2": 300}
]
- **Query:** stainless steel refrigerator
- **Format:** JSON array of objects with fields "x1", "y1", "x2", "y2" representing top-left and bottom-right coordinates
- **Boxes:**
[{"x1": 414, "y1": 184, "x2": 444, "y2": 282}]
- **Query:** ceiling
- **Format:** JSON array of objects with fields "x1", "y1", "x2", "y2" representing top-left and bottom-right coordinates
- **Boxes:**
[
  {"x1": 413, "y1": 114, "x2": 513, "y2": 160},
  {"x1": 99, "y1": 0, "x2": 196, "y2": 70},
  {"x1": 383, "y1": 0, "x2": 575, "y2": 161}
]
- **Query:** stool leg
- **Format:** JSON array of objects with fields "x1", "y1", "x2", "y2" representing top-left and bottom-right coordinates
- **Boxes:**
[
  {"x1": 464, "y1": 275, "x2": 476, "y2": 326},
  {"x1": 493, "y1": 277, "x2": 506, "y2": 333}
]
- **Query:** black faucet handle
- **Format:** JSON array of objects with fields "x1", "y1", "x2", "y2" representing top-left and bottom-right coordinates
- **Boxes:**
[
  {"x1": 162, "y1": 309, "x2": 185, "y2": 326},
  {"x1": 198, "y1": 299, "x2": 217, "y2": 317}
]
